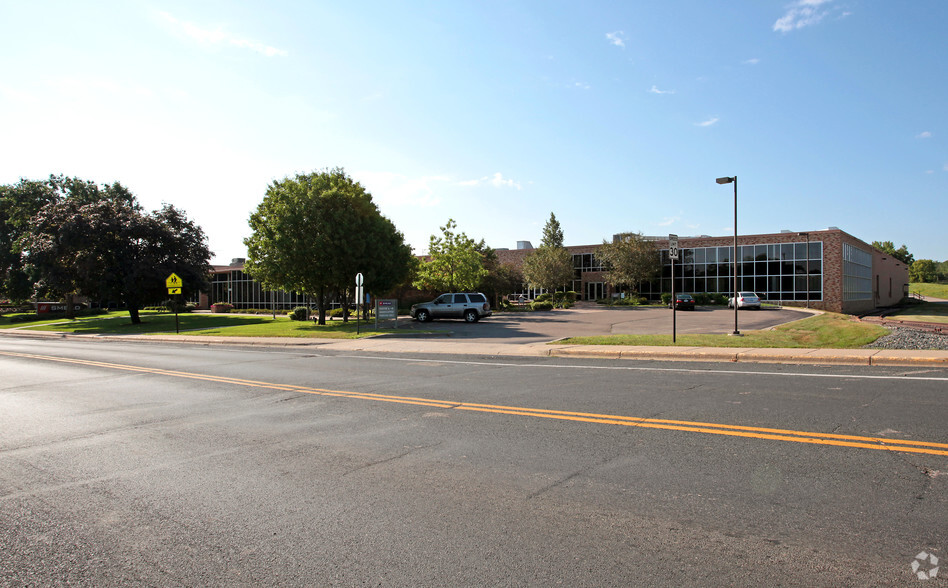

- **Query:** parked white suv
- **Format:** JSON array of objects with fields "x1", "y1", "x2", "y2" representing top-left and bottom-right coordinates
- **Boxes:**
[{"x1": 410, "y1": 293, "x2": 492, "y2": 323}]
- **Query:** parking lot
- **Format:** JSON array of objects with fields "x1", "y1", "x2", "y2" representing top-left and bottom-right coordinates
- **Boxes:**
[{"x1": 400, "y1": 302, "x2": 812, "y2": 344}]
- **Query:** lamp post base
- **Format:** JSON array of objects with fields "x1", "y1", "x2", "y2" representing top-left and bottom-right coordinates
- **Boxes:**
[{"x1": 728, "y1": 331, "x2": 743, "y2": 337}]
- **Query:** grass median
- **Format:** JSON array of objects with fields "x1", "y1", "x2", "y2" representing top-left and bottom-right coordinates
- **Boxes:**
[
  {"x1": 4, "y1": 311, "x2": 381, "y2": 338},
  {"x1": 557, "y1": 312, "x2": 889, "y2": 348}
]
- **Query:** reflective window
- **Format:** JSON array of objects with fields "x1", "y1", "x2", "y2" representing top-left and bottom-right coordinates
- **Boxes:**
[{"x1": 648, "y1": 240, "x2": 824, "y2": 302}]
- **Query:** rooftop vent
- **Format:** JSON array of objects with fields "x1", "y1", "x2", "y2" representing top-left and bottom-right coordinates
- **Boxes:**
[
  {"x1": 516, "y1": 241, "x2": 534, "y2": 250},
  {"x1": 780, "y1": 229, "x2": 792, "y2": 233},
  {"x1": 230, "y1": 258, "x2": 246, "y2": 265}
]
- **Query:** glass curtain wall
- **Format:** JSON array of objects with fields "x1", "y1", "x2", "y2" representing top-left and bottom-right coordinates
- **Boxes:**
[
  {"x1": 210, "y1": 270, "x2": 315, "y2": 309},
  {"x1": 640, "y1": 241, "x2": 823, "y2": 302}
]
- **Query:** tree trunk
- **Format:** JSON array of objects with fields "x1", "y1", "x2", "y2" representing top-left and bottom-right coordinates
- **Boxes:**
[
  {"x1": 341, "y1": 288, "x2": 350, "y2": 323},
  {"x1": 65, "y1": 292, "x2": 75, "y2": 320},
  {"x1": 316, "y1": 287, "x2": 326, "y2": 325},
  {"x1": 128, "y1": 305, "x2": 141, "y2": 324}
]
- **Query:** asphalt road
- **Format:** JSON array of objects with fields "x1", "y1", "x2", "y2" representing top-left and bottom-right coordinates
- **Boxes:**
[
  {"x1": 1, "y1": 337, "x2": 946, "y2": 586},
  {"x1": 399, "y1": 303, "x2": 810, "y2": 342}
]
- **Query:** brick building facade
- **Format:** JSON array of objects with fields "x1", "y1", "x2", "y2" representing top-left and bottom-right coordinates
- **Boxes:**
[
  {"x1": 496, "y1": 228, "x2": 908, "y2": 314},
  {"x1": 203, "y1": 228, "x2": 907, "y2": 315}
]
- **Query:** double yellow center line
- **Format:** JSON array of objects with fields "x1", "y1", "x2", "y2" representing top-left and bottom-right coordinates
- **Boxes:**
[{"x1": 4, "y1": 350, "x2": 948, "y2": 457}]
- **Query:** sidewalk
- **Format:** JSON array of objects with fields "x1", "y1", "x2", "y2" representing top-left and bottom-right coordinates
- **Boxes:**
[{"x1": 5, "y1": 329, "x2": 947, "y2": 367}]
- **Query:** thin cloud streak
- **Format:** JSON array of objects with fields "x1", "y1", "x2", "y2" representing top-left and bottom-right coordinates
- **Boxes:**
[
  {"x1": 773, "y1": 0, "x2": 833, "y2": 33},
  {"x1": 156, "y1": 11, "x2": 288, "y2": 57}
]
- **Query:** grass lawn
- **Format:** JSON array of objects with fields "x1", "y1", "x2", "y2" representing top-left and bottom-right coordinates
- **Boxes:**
[
  {"x1": 908, "y1": 282, "x2": 948, "y2": 300},
  {"x1": 558, "y1": 312, "x2": 889, "y2": 348},
  {"x1": 885, "y1": 301, "x2": 948, "y2": 324},
  {"x1": 12, "y1": 312, "x2": 380, "y2": 338},
  {"x1": 0, "y1": 310, "x2": 166, "y2": 329}
]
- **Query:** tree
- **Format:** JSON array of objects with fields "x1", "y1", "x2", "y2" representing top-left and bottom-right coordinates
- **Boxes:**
[
  {"x1": 245, "y1": 168, "x2": 413, "y2": 325},
  {"x1": 0, "y1": 175, "x2": 121, "y2": 304},
  {"x1": 521, "y1": 213, "x2": 574, "y2": 306},
  {"x1": 473, "y1": 241, "x2": 523, "y2": 307},
  {"x1": 871, "y1": 241, "x2": 915, "y2": 266},
  {"x1": 596, "y1": 232, "x2": 660, "y2": 295},
  {"x1": 910, "y1": 259, "x2": 939, "y2": 283},
  {"x1": 414, "y1": 219, "x2": 488, "y2": 292},
  {"x1": 23, "y1": 193, "x2": 211, "y2": 324},
  {"x1": 541, "y1": 212, "x2": 564, "y2": 248},
  {"x1": 521, "y1": 246, "x2": 573, "y2": 303}
]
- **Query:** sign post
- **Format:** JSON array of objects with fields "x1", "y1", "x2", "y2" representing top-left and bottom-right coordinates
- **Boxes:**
[
  {"x1": 375, "y1": 299, "x2": 398, "y2": 329},
  {"x1": 165, "y1": 273, "x2": 183, "y2": 334},
  {"x1": 668, "y1": 235, "x2": 679, "y2": 343},
  {"x1": 355, "y1": 273, "x2": 364, "y2": 335}
]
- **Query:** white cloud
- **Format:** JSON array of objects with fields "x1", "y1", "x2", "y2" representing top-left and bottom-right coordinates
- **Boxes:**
[
  {"x1": 916, "y1": 131, "x2": 932, "y2": 139},
  {"x1": 156, "y1": 11, "x2": 288, "y2": 57},
  {"x1": 459, "y1": 172, "x2": 523, "y2": 190},
  {"x1": 695, "y1": 117, "x2": 719, "y2": 127},
  {"x1": 357, "y1": 171, "x2": 451, "y2": 207},
  {"x1": 573, "y1": 81, "x2": 591, "y2": 90},
  {"x1": 649, "y1": 85, "x2": 675, "y2": 95},
  {"x1": 773, "y1": 0, "x2": 833, "y2": 33},
  {"x1": 605, "y1": 31, "x2": 626, "y2": 48},
  {"x1": 743, "y1": 58, "x2": 761, "y2": 65},
  {"x1": 943, "y1": 162, "x2": 948, "y2": 172},
  {"x1": 657, "y1": 216, "x2": 679, "y2": 227}
]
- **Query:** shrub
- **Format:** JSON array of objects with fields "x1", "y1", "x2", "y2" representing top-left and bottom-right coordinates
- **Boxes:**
[
  {"x1": 693, "y1": 292, "x2": 710, "y2": 305},
  {"x1": 211, "y1": 303, "x2": 233, "y2": 313},
  {"x1": 660, "y1": 293, "x2": 672, "y2": 304},
  {"x1": 535, "y1": 292, "x2": 552, "y2": 303},
  {"x1": 708, "y1": 292, "x2": 729, "y2": 306},
  {"x1": 288, "y1": 306, "x2": 310, "y2": 321},
  {"x1": 162, "y1": 299, "x2": 195, "y2": 313},
  {"x1": 531, "y1": 300, "x2": 554, "y2": 311}
]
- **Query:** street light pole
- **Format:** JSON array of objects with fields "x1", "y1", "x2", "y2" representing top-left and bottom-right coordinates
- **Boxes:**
[{"x1": 716, "y1": 176, "x2": 740, "y2": 336}]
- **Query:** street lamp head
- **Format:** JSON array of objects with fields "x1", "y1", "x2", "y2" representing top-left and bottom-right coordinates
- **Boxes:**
[{"x1": 716, "y1": 176, "x2": 735, "y2": 185}]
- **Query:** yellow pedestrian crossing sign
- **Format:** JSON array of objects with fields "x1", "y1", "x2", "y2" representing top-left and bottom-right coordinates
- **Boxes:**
[{"x1": 166, "y1": 273, "x2": 183, "y2": 295}]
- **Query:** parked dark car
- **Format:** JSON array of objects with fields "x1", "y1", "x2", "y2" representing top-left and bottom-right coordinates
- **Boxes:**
[{"x1": 669, "y1": 294, "x2": 696, "y2": 310}]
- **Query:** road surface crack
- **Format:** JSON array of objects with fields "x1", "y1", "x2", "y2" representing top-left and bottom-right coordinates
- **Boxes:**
[{"x1": 342, "y1": 442, "x2": 443, "y2": 476}]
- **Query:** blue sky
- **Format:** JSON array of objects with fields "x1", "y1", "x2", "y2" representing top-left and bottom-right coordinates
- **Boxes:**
[{"x1": 2, "y1": 0, "x2": 946, "y2": 264}]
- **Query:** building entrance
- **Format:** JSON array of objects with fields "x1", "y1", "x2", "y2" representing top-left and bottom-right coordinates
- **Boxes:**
[{"x1": 585, "y1": 282, "x2": 605, "y2": 302}]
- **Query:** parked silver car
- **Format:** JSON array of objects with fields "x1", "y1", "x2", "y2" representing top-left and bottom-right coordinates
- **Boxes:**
[
  {"x1": 410, "y1": 293, "x2": 492, "y2": 323},
  {"x1": 728, "y1": 292, "x2": 762, "y2": 309}
]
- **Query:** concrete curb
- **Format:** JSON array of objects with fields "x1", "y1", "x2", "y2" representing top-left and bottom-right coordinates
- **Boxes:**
[{"x1": 2, "y1": 329, "x2": 946, "y2": 367}]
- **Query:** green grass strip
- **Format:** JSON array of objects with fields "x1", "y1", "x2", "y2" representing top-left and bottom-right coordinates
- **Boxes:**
[{"x1": 558, "y1": 313, "x2": 890, "y2": 348}]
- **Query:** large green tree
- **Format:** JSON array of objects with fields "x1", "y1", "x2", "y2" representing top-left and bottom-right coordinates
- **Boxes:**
[
  {"x1": 22, "y1": 190, "x2": 211, "y2": 323},
  {"x1": 909, "y1": 259, "x2": 939, "y2": 283},
  {"x1": 872, "y1": 240, "x2": 915, "y2": 266},
  {"x1": 521, "y1": 213, "x2": 574, "y2": 306},
  {"x1": 0, "y1": 175, "x2": 130, "y2": 304},
  {"x1": 596, "y1": 232, "x2": 660, "y2": 295},
  {"x1": 245, "y1": 168, "x2": 414, "y2": 325},
  {"x1": 473, "y1": 241, "x2": 523, "y2": 307},
  {"x1": 414, "y1": 219, "x2": 488, "y2": 292}
]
